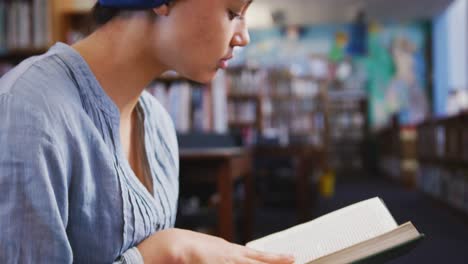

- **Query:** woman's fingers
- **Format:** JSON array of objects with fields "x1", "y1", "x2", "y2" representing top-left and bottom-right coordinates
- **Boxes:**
[
  {"x1": 243, "y1": 247, "x2": 295, "y2": 264},
  {"x1": 242, "y1": 259, "x2": 267, "y2": 264}
]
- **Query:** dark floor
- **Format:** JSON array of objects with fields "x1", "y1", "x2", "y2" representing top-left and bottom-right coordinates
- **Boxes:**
[{"x1": 251, "y1": 175, "x2": 468, "y2": 263}]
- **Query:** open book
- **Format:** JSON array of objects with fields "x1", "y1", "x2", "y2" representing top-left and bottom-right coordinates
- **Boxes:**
[{"x1": 246, "y1": 197, "x2": 424, "y2": 264}]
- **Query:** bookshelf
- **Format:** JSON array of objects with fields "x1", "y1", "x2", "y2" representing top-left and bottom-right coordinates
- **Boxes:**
[
  {"x1": 0, "y1": 48, "x2": 48, "y2": 60},
  {"x1": 226, "y1": 67, "x2": 266, "y2": 145},
  {"x1": 0, "y1": 0, "x2": 94, "y2": 77},
  {"x1": 327, "y1": 87, "x2": 368, "y2": 175},
  {"x1": 238, "y1": 67, "x2": 331, "y2": 221},
  {"x1": 224, "y1": 66, "x2": 332, "y2": 147},
  {"x1": 376, "y1": 118, "x2": 403, "y2": 183},
  {"x1": 378, "y1": 113, "x2": 468, "y2": 216},
  {"x1": 377, "y1": 120, "x2": 418, "y2": 189},
  {"x1": 0, "y1": 0, "x2": 56, "y2": 75},
  {"x1": 0, "y1": 0, "x2": 53, "y2": 51},
  {"x1": 263, "y1": 69, "x2": 330, "y2": 147},
  {"x1": 146, "y1": 75, "x2": 215, "y2": 134},
  {"x1": 416, "y1": 114, "x2": 468, "y2": 216}
]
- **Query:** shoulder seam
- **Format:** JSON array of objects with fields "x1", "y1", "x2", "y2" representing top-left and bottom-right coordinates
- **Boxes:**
[{"x1": 1, "y1": 53, "x2": 60, "y2": 94}]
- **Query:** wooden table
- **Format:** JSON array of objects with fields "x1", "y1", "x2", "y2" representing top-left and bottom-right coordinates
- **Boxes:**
[
  {"x1": 254, "y1": 145, "x2": 325, "y2": 222},
  {"x1": 179, "y1": 147, "x2": 254, "y2": 242}
]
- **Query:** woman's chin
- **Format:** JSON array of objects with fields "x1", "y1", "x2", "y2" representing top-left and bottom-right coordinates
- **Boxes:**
[{"x1": 184, "y1": 70, "x2": 218, "y2": 85}]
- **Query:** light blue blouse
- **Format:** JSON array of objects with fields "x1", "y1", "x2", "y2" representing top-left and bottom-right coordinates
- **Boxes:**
[{"x1": 0, "y1": 43, "x2": 179, "y2": 263}]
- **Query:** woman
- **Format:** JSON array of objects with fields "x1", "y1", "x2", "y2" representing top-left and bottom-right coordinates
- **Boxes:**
[{"x1": 0, "y1": 0, "x2": 295, "y2": 263}]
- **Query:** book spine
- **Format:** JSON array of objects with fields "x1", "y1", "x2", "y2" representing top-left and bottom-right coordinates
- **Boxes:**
[
  {"x1": 44, "y1": 0, "x2": 51, "y2": 46},
  {"x1": 464, "y1": 173, "x2": 468, "y2": 214},
  {"x1": 204, "y1": 85, "x2": 213, "y2": 132},
  {"x1": 32, "y1": 0, "x2": 41, "y2": 48},
  {"x1": 6, "y1": 0, "x2": 17, "y2": 49},
  {"x1": 0, "y1": 0, "x2": 5, "y2": 53},
  {"x1": 167, "y1": 83, "x2": 179, "y2": 131},
  {"x1": 212, "y1": 71, "x2": 228, "y2": 134},
  {"x1": 190, "y1": 86, "x2": 201, "y2": 132},
  {"x1": 182, "y1": 83, "x2": 192, "y2": 132},
  {"x1": 17, "y1": 0, "x2": 31, "y2": 49}
]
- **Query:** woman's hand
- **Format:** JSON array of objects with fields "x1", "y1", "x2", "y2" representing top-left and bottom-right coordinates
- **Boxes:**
[{"x1": 137, "y1": 228, "x2": 295, "y2": 264}]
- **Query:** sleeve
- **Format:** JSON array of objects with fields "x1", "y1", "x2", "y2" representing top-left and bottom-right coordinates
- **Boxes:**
[
  {"x1": 0, "y1": 94, "x2": 72, "y2": 263},
  {"x1": 113, "y1": 247, "x2": 145, "y2": 264}
]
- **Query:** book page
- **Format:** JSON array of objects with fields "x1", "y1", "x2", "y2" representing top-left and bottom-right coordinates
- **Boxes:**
[{"x1": 247, "y1": 197, "x2": 398, "y2": 264}]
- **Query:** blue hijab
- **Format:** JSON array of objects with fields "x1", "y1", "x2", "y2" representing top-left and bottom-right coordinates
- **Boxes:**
[{"x1": 99, "y1": 0, "x2": 169, "y2": 8}]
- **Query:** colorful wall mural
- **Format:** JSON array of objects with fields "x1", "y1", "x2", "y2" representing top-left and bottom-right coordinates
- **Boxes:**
[{"x1": 233, "y1": 22, "x2": 430, "y2": 129}]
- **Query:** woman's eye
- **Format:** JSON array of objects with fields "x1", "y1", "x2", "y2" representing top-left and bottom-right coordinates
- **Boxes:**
[{"x1": 228, "y1": 10, "x2": 242, "y2": 20}]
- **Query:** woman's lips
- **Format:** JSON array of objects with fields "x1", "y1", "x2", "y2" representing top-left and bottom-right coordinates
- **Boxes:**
[
  {"x1": 218, "y1": 55, "x2": 233, "y2": 69},
  {"x1": 218, "y1": 59, "x2": 230, "y2": 69}
]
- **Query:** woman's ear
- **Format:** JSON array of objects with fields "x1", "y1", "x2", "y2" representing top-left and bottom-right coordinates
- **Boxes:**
[{"x1": 153, "y1": 4, "x2": 170, "y2": 16}]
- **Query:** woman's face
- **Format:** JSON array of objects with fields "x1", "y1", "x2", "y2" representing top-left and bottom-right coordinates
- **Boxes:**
[{"x1": 150, "y1": 0, "x2": 252, "y2": 83}]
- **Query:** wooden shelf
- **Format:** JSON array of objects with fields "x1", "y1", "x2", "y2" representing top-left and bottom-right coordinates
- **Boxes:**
[
  {"x1": 270, "y1": 94, "x2": 318, "y2": 100},
  {"x1": 290, "y1": 131, "x2": 314, "y2": 136},
  {"x1": 226, "y1": 65, "x2": 261, "y2": 72},
  {"x1": 60, "y1": 0, "x2": 94, "y2": 15},
  {"x1": 228, "y1": 121, "x2": 257, "y2": 127},
  {"x1": 62, "y1": 8, "x2": 92, "y2": 16},
  {"x1": 419, "y1": 156, "x2": 468, "y2": 168},
  {"x1": 227, "y1": 93, "x2": 260, "y2": 100},
  {"x1": 411, "y1": 113, "x2": 468, "y2": 216},
  {"x1": 0, "y1": 48, "x2": 49, "y2": 61}
]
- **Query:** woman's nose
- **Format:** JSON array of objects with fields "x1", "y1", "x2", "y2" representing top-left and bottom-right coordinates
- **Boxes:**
[{"x1": 231, "y1": 22, "x2": 250, "y2": 47}]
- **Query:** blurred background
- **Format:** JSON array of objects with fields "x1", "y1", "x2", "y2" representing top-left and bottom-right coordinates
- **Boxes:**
[{"x1": 1, "y1": 0, "x2": 468, "y2": 262}]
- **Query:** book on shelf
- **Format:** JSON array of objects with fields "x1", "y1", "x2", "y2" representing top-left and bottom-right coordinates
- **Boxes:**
[
  {"x1": 246, "y1": 197, "x2": 424, "y2": 264},
  {"x1": 2, "y1": 0, "x2": 50, "y2": 52},
  {"x1": 17, "y1": 0, "x2": 31, "y2": 49},
  {"x1": 212, "y1": 71, "x2": 228, "y2": 134},
  {"x1": 435, "y1": 125, "x2": 445, "y2": 158},
  {"x1": 227, "y1": 67, "x2": 266, "y2": 95},
  {"x1": 0, "y1": 0, "x2": 6, "y2": 52},
  {"x1": 228, "y1": 101, "x2": 257, "y2": 124},
  {"x1": 147, "y1": 80, "x2": 213, "y2": 133},
  {"x1": 33, "y1": 0, "x2": 51, "y2": 48},
  {"x1": 191, "y1": 86, "x2": 212, "y2": 132},
  {"x1": 462, "y1": 128, "x2": 468, "y2": 161},
  {"x1": 147, "y1": 81, "x2": 191, "y2": 133}
]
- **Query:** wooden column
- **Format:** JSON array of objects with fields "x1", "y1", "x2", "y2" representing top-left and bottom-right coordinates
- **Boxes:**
[{"x1": 217, "y1": 161, "x2": 234, "y2": 241}]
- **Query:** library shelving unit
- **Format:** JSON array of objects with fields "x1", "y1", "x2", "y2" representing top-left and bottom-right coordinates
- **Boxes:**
[
  {"x1": 0, "y1": 0, "x2": 56, "y2": 75},
  {"x1": 0, "y1": 48, "x2": 48, "y2": 62},
  {"x1": 263, "y1": 68, "x2": 330, "y2": 148},
  {"x1": 376, "y1": 118, "x2": 402, "y2": 182},
  {"x1": 327, "y1": 86, "x2": 368, "y2": 176},
  {"x1": 416, "y1": 114, "x2": 468, "y2": 217},
  {"x1": 146, "y1": 72, "x2": 215, "y2": 134},
  {"x1": 225, "y1": 66, "x2": 267, "y2": 145},
  {"x1": 376, "y1": 117, "x2": 418, "y2": 189},
  {"x1": 250, "y1": 67, "x2": 331, "y2": 221},
  {"x1": 225, "y1": 65, "x2": 332, "y2": 148},
  {"x1": 378, "y1": 113, "x2": 468, "y2": 217},
  {"x1": 0, "y1": 0, "x2": 94, "y2": 76}
]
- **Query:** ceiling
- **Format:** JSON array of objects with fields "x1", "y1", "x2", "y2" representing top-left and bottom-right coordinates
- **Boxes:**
[{"x1": 247, "y1": 0, "x2": 454, "y2": 27}]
